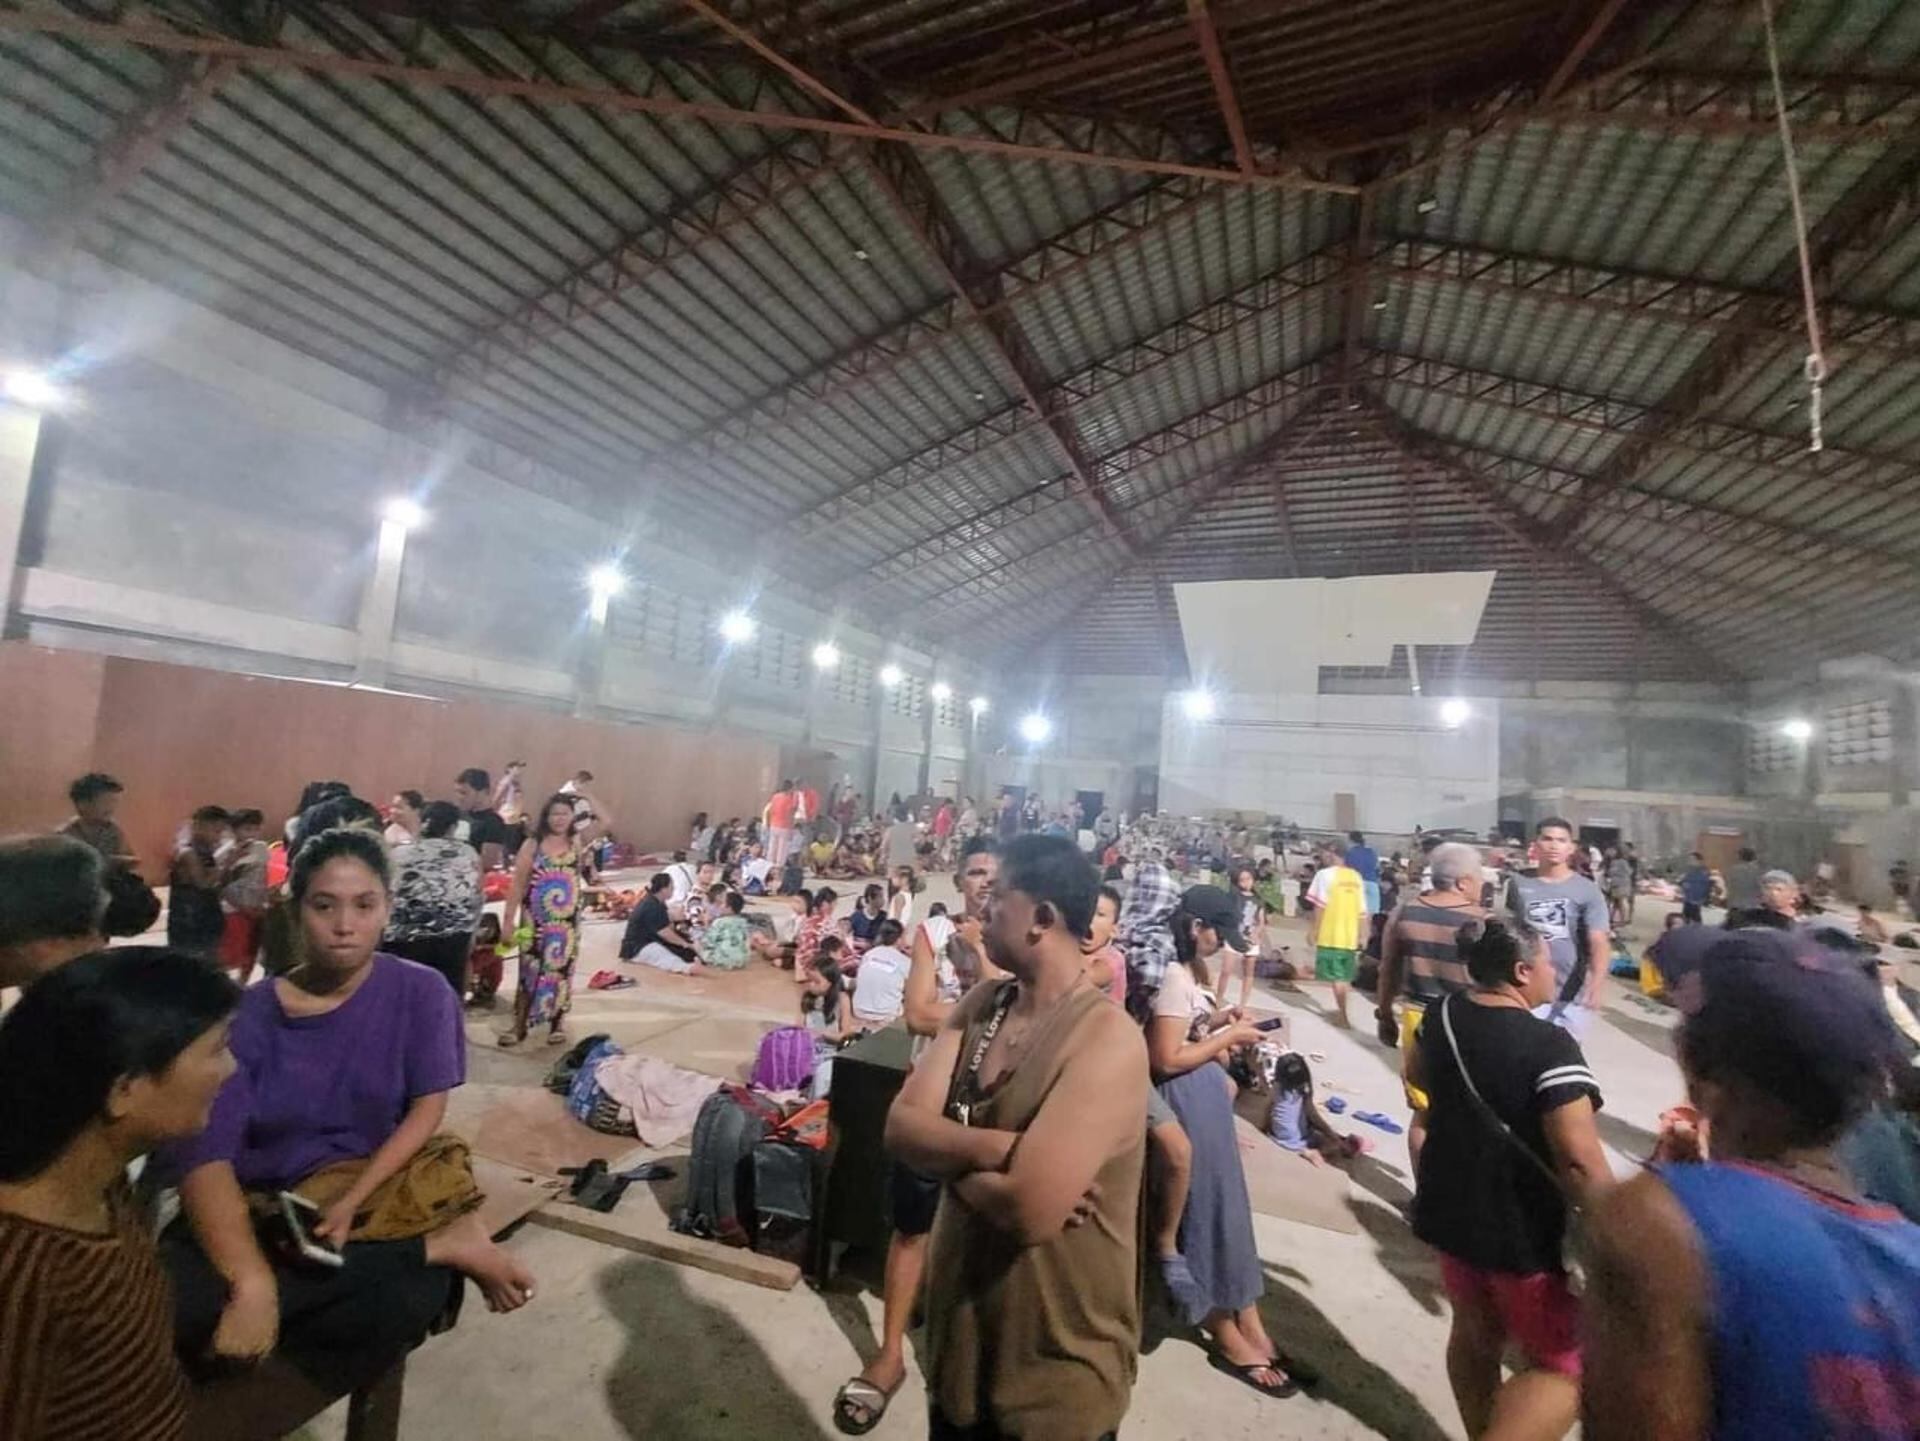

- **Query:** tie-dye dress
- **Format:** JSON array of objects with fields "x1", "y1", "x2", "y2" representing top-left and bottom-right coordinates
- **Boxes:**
[{"x1": 520, "y1": 843, "x2": 582, "y2": 1027}]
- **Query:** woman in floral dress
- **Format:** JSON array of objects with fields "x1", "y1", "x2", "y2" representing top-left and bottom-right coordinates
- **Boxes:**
[{"x1": 501, "y1": 790, "x2": 607, "y2": 1046}]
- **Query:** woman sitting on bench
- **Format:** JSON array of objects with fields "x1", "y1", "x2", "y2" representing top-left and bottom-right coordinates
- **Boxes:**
[
  {"x1": 159, "y1": 828, "x2": 535, "y2": 1392},
  {"x1": 0, "y1": 947, "x2": 239, "y2": 1441}
]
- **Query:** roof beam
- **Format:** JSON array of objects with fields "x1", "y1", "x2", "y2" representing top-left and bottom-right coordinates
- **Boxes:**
[
  {"x1": 903, "y1": 361, "x2": 1330, "y2": 619},
  {"x1": 0, "y1": 10, "x2": 1357, "y2": 192},
  {"x1": 1365, "y1": 403, "x2": 1742, "y2": 685},
  {"x1": 405, "y1": 134, "x2": 844, "y2": 402},
  {"x1": 1539, "y1": 0, "x2": 1636, "y2": 105},
  {"x1": 788, "y1": 242, "x2": 1344, "y2": 541},
  {"x1": 659, "y1": 170, "x2": 1224, "y2": 473},
  {"x1": 1360, "y1": 350, "x2": 1916, "y2": 511},
  {"x1": 857, "y1": 141, "x2": 1131, "y2": 546},
  {"x1": 33, "y1": 55, "x2": 236, "y2": 258},
  {"x1": 671, "y1": 0, "x2": 877, "y2": 124},
  {"x1": 1562, "y1": 133, "x2": 1920, "y2": 516},
  {"x1": 1187, "y1": 0, "x2": 1256, "y2": 175},
  {"x1": 1370, "y1": 237, "x2": 1920, "y2": 364}
]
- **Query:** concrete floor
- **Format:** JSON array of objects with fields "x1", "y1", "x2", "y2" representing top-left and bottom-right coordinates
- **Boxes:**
[{"x1": 301, "y1": 882, "x2": 1706, "y2": 1441}]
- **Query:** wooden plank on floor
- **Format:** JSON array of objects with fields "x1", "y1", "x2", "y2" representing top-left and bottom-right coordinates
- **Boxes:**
[
  {"x1": 472, "y1": 1154, "x2": 566, "y2": 1236},
  {"x1": 527, "y1": 1202, "x2": 802, "y2": 1292}
]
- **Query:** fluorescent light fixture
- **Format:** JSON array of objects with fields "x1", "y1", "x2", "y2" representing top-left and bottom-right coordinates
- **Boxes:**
[
  {"x1": 929, "y1": 682, "x2": 953, "y2": 703},
  {"x1": 1440, "y1": 698, "x2": 1471, "y2": 727},
  {"x1": 1781, "y1": 717, "x2": 1814, "y2": 742},
  {"x1": 2, "y1": 367, "x2": 62, "y2": 408},
  {"x1": 1180, "y1": 689, "x2": 1217, "y2": 721},
  {"x1": 1414, "y1": 196, "x2": 1439, "y2": 215},
  {"x1": 968, "y1": 695, "x2": 990, "y2": 716},
  {"x1": 382, "y1": 497, "x2": 426, "y2": 531},
  {"x1": 811, "y1": 641, "x2": 841, "y2": 670},
  {"x1": 1018, "y1": 712, "x2": 1052, "y2": 745},
  {"x1": 878, "y1": 663, "x2": 905, "y2": 688},
  {"x1": 718, "y1": 610, "x2": 756, "y2": 644},
  {"x1": 586, "y1": 563, "x2": 626, "y2": 599}
]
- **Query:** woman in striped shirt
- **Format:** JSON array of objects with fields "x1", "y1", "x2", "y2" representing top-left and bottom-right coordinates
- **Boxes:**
[{"x1": 0, "y1": 947, "x2": 238, "y2": 1441}]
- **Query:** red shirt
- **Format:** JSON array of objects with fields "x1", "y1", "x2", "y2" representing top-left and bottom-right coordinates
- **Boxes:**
[{"x1": 768, "y1": 791, "x2": 797, "y2": 829}]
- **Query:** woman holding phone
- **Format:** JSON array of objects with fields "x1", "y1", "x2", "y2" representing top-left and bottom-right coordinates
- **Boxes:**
[
  {"x1": 159, "y1": 828, "x2": 535, "y2": 1392},
  {"x1": 1148, "y1": 883, "x2": 1295, "y2": 1400}
]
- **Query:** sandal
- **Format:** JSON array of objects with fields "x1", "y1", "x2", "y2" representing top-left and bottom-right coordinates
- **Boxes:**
[
  {"x1": 832, "y1": 1375, "x2": 901, "y2": 1435},
  {"x1": 547, "y1": 1028, "x2": 570, "y2": 1046},
  {"x1": 496, "y1": 1031, "x2": 526, "y2": 1048},
  {"x1": 1208, "y1": 1349, "x2": 1298, "y2": 1398}
]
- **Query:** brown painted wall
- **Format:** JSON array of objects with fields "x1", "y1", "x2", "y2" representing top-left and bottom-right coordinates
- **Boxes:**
[{"x1": 0, "y1": 643, "x2": 781, "y2": 875}]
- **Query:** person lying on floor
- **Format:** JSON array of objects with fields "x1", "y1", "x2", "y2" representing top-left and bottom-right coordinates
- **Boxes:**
[{"x1": 156, "y1": 828, "x2": 534, "y2": 1394}]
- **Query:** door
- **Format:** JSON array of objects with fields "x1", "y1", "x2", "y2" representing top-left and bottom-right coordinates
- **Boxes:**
[
  {"x1": 1075, "y1": 790, "x2": 1104, "y2": 829},
  {"x1": 1332, "y1": 792, "x2": 1358, "y2": 832},
  {"x1": 1696, "y1": 829, "x2": 1745, "y2": 879}
]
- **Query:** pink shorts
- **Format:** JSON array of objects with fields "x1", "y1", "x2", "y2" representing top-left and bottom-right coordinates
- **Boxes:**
[{"x1": 1439, "y1": 1256, "x2": 1582, "y2": 1378}]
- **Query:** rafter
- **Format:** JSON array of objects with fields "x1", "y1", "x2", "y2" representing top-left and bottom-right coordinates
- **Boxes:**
[
  {"x1": 1187, "y1": 0, "x2": 1255, "y2": 174},
  {"x1": 906, "y1": 360, "x2": 1328, "y2": 625},
  {"x1": 858, "y1": 141, "x2": 1130, "y2": 545},
  {"x1": 789, "y1": 242, "x2": 1344, "y2": 541},
  {"x1": 1360, "y1": 351, "x2": 1917, "y2": 513},
  {"x1": 1565, "y1": 133, "x2": 1920, "y2": 516},
  {"x1": 406, "y1": 134, "x2": 843, "y2": 401},
  {"x1": 657, "y1": 170, "x2": 1224, "y2": 474},
  {"x1": 34, "y1": 54, "x2": 235, "y2": 257},
  {"x1": 0, "y1": 10, "x2": 1358, "y2": 193},
  {"x1": 1370, "y1": 238, "x2": 1920, "y2": 364},
  {"x1": 1365, "y1": 402, "x2": 1742, "y2": 685}
]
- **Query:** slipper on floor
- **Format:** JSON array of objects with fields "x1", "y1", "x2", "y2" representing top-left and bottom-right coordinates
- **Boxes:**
[
  {"x1": 1208, "y1": 1350, "x2": 1299, "y2": 1399},
  {"x1": 1323, "y1": 1095, "x2": 1347, "y2": 1114},
  {"x1": 1352, "y1": 1110, "x2": 1404, "y2": 1134},
  {"x1": 832, "y1": 1375, "x2": 902, "y2": 1436}
]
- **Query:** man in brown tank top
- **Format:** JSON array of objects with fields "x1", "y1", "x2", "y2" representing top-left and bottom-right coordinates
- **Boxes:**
[{"x1": 887, "y1": 834, "x2": 1149, "y2": 1440}]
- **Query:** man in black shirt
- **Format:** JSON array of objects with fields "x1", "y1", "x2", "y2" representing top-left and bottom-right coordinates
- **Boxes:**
[
  {"x1": 452, "y1": 767, "x2": 509, "y2": 870},
  {"x1": 619, "y1": 873, "x2": 704, "y2": 975}
]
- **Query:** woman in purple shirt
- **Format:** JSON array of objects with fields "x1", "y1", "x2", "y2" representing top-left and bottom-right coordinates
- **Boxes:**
[{"x1": 160, "y1": 829, "x2": 534, "y2": 1390}]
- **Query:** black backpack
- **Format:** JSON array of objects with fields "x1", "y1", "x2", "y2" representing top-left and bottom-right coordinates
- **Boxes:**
[{"x1": 676, "y1": 1085, "x2": 783, "y2": 1247}]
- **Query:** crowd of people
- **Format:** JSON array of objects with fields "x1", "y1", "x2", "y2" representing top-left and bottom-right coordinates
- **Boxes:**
[{"x1": 2, "y1": 766, "x2": 1917, "y2": 1441}]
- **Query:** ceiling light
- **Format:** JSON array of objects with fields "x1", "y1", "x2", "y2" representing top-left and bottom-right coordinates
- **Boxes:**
[
  {"x1": 852, "y1": 247, "x2": 870, "y2": 261},
  {"x1": 2, "y1": 367, "x2": 62, "y2": 408},
  {"x1": 1180, "y1": 689, "x2": 1217, "y2": 721},
  {"x1": 718, "y1": 609, "x2": 756, "y2": 644},
  {"x1": 968, "y1": 695, "x2": 990, "y2": 716},
  {"x1": 930, "y1": 681, "x2": 953, "y2": 703},
  {"x1": 1440, "y1": 698, "x2": 1470, "y2": 727},
  {"x1": 382, "y1": 496, "x2": 426, "y2": 531},
  {"x1": 812, "y1": 641, "x2": 841, "y2": 670},
  {"x1": 1018, "y1": 711, "x2": 1052, "y2": 745},
  {"x1": 1371, "y1": 298, "x2": 1388, "y2": 311},
  {"x1": 1781, "y1": 717, "x2": 1814, "y2": 742},
  {"x1": 1414, "y1": 196, "x2": 1439, "y2": 215},
  {"x1": 586, "y1": 563, "x2": 626, "y2": 599},
  {"x1": 879, "y1": 663, "x2": 904, "y2": 688}
]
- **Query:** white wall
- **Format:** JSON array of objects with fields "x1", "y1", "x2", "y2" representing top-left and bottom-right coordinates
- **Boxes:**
[{"x1": 1158, "y1": 693, "x2": 1499, "y2": 831}]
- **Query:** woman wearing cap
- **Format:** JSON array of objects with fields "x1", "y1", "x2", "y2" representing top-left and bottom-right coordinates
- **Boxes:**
[
  {"x1": 1147, "y1": 884, "x2": 1296, "y2": 1399},
  {"x1": 1583, "y1": 929, "x2": 1920, "y2": 1440},
  {"x1": 1408, "y1": 916, "x2": 1612, "y2": 1441}
]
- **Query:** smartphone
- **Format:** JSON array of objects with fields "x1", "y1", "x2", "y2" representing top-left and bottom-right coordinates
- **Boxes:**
[
  {"x1": 277, "y1": 1191, "x2": 345, "y2": 1269},
  {"x1": 1254, "y1": 1016, "x2": 1288, "y2": 1032}
]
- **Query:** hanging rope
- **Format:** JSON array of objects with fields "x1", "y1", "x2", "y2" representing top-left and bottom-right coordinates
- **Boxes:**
[{"x1": 1758, "y1": 0, "x2": 1828, "y2": 452}]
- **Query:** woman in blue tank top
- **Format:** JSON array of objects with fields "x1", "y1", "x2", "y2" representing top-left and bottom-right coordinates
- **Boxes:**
[{"x1": 1583, "y1": 929, "x2": 1920, "y2": 1440}]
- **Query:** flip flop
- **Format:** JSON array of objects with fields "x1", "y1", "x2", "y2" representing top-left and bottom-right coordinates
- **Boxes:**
[
  {"x1": 832, "y1": 1375, "x2": 901, "y2": 1435},
  {"x1": 1323, "y1": 1095, "x2": 1347, "y2": 1114},
  {"x1": 1207, "y1": 1350, "x2": 1298, "y2": 1398},
  {"x1": 1353, "y1": 1110, "x2": 1404, "y2": 1134}
]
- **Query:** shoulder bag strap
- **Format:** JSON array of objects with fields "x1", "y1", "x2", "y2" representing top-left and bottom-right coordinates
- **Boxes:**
[{"x1": 1437, "y1": 994, "x2": 1568, "y2": 1196}]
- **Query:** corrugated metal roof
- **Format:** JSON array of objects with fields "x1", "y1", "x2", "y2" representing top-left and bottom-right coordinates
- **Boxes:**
[{"x1": 1, "y1": 0, "x2": 1915, "y2": 686}]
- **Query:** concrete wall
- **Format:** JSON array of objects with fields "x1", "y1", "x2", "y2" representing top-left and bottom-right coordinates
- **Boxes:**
[
  {"x1": 1496, "y1": 697, "x2": 1747, "y2": 796},
  {"x1": 1, "y1": 246, "x2": 987, "y2": 820},
  {"x1": 1157, "y1": 692, "x2": 1500, "y2": 832}
]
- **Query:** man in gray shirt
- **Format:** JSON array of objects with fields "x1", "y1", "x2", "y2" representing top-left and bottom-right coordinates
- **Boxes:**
[
  {"x1": 1509, "y1": 816, "x2": 1611, "y2": 1027},
  {"x1": 1723, "y1": 847, "x2": 1763, "y2": 913}
]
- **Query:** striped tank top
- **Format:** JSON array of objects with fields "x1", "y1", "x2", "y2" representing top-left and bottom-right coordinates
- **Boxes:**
[{"x1": 1390, "y1": 895, "x2": 1486, "y2": 1005}]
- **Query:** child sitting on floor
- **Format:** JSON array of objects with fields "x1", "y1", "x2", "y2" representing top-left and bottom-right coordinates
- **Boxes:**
[
  {"x1": 1268, "y1": 1052, "x2": 1363, "y2": 1166},
  {"x1": 468, "y1": 913, "x2": 505, "y2": 1006},
  {"x1": 801, "y1": 941, "x2": 853, "y2": 1039}
]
